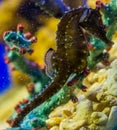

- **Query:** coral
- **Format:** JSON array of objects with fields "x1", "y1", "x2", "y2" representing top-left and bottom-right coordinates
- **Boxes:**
[
  {"x1": 102, "y1": 0, "x2": 117, "y2": 39},
  {"x1": 3, "y1": 24, "x2": 51, "y2": 105},
  {"x1": 3, "y1": 23, "x2": 37, "y2": 55},
  {"x1": 87, "y1": 0, "x2": 117, "y2": 70},
  {"x1": 3, "y1": 24, "x2": 49, "y2": 85}
]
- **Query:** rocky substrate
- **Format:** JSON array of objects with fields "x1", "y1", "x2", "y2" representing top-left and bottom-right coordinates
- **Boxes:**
[{"x1": 46, "y1": 43, "x2": 117, "y2": 130}]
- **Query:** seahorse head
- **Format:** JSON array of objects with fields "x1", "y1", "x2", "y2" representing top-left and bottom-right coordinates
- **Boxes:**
[{"x1": 79, "y1": 7, "x2": 114, "y2": 47}]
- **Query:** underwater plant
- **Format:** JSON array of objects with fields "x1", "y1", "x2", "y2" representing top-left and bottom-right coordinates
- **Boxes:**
[
  {"x1": 3, "y1": 24, "x2": 37, "y2": 55},
  {"x1": 3, "y1": 24, "x2": 50, "y2": 95}
]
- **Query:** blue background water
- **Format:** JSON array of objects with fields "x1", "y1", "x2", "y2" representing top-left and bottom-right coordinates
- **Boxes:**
[
  {"x1": 0, "y1": 0, "x2": 11, "y2": 94},
  {"x1": 0, "y1": 44, "x2": 11, "y2": 94}
]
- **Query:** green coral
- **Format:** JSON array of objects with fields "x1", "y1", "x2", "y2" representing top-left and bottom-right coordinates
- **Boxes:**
[
  {"x1": 88, "y1": 0, "x2": 117, "y2": 70},
  {"x1": 102, "y1": 0, "x2": 117, "y2": 39}
]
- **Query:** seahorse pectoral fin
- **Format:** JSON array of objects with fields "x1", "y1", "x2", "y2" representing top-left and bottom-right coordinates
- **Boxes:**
[{"x1": 44, "y1": 48, "x2": 55, "y2": 78}]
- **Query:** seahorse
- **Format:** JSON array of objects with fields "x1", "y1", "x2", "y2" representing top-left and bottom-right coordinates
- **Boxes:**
[{"x1": 11, "y1": 7, "x2": 113, "y2": 127}]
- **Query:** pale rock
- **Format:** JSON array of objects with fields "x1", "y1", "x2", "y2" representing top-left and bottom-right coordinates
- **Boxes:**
[
  {"x1": 74, "y1": 98, "x2": 93, "y2": 124},
  {"x1": 86, "y1": 72, "x2": 97, "y2": 84},
  {"x1": 109, "y1": 54, "x2": 117, "y2": 67},
  {"x1": 97, "y1": 69, "x2": 107, "y2": 83},
  {"x1": 83, "y1": 69, "x2": 106, "y2": 87},
  {"x1": 102, "y1": 85, "x2": 108, "y2": 92},
  {"x1": 88, "y1": 124, "x2": 105, "y2": 130},
  {"x1": 49, "y1": 101, "x2": 76, "y2": 118},
  {"x1": 91, "y1": 112, "x2": 108, "y2": 125},
  {"x1": 106, "y1": 106, "x2": 117, "y2": 130},
  {"x1": 59, "y1": 119, "x2": 86, "y2": 130},
  {"x1": 96, "y1": 91, "x2": 107, "y2": 101},
  {"x1": 46, "y1": 117, "x2": 64, "y2": 127},
  {"x1": 50, "y1": 126, "x2": 59, "y2": 130},
  {"x1": 85, "y1": 83, "x2": 103, "y2": 102},
  {"x1": 93, "y1": 103, "x2": 100, "y2": 111},
  {"x1": 105, "y1": 67, "x2": 114, "y2": 86},
  {"x1": 93, "y1": 102, "x2": 108, "y2": 111},
  {"x1": 109, "y1": 42, "x2": 117, "y2": 61},
  {"x1": 59, "y1": 97, "x2": 92, "y2": 129},
  {"x1": 78, "y1": 94, "x2": 87, "y2": 103},
  {"x1": 103, "y1": 107, "x2": 111, "y2": 116},
  {"x1": 114, "y1": 73, "x2": 117, "y2": 81},
  {"x1": 107, "y1": 84, "x2": 117, "y2": 96},
  {"x1": 105, "y1": 60, "x2": 117, "y2": 96},
  {"x1": 105, "y1": 95, "x2": 117, "y2": 106},
  {"x1": 83, "y1": 78, "x2": 92, "y2": 88},
  {"x1": 62, "y1": 109, "x2": 73, "y2": 118},
  {"x1": 79, "y1": 126, "x2": 88, "y2": 130}
]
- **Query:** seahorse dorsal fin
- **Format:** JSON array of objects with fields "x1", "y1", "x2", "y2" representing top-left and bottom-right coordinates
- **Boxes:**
[
  {"x1": 79, "y1": 9, "x2": 90, "y2": 23},
  {"x1": 44, "y1": 48, "x2": 55, "y2": 78}
]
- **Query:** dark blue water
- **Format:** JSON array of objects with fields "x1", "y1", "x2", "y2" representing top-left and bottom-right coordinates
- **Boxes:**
[{"x1": 0, "y1": 43, "x2": 11, "y2": 94}]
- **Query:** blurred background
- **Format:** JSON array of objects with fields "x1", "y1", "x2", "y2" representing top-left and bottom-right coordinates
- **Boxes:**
[{"x1": 0, "y1": 0, "x2": 110, "y2": 129}]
